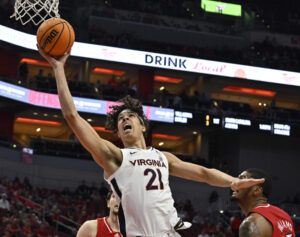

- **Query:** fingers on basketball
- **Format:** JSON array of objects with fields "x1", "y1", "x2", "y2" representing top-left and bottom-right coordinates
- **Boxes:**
[{"x1": 36, "y1": 18, "x2": 75, "y2": 57}]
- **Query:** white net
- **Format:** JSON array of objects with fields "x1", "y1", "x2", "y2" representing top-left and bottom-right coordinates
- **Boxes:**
[{"x1": 10, "y1": 0, "x2": 60, "y2": 26}]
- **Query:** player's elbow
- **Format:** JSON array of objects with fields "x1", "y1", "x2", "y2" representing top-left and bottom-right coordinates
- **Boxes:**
[
  {"x1": 63, "y1": 111, "x2": 79, "y2": 123},
  {"x1": 196, "y1": 166, "x2": 209, "y2": 182}
]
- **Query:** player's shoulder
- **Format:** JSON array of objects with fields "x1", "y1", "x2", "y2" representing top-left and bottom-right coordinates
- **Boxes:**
[
  {"x1": 77, "y1": 219, "x2": 98, "y2": 237},
  {"x1": 255, "y1": 204, "x2": 291, "y2": 218},
  {"x1": 82, "y1": 219, "x2": 98, "y2": 229},
  {"x1": 245, "y1": 212, "x2": 269, "y2": 222},
  {"x1": 239, "y1": 213, "x2": 272, "y2": 237},
  {"x1": 268, "y1": 204, "x2": 288, "y2": 213}
]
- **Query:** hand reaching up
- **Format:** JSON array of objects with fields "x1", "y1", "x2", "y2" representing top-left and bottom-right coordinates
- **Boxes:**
[
  {"x1": 37, "y1": 44, "x2": 70, "y2": 69},
  {"x1": 231, "y1": 178, "x2": 265, "y2": 191}
]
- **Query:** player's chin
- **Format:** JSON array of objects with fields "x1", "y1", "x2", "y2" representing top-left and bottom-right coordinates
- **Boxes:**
[
  {"x1": 113, "y1": 206, "x2": 119, "y2": 213},
  {"x1": 113, "y1": 209, "x2": 119, "y2": 215}
]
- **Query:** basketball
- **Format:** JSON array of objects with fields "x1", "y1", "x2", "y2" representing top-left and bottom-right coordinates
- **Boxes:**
[{"x1": 36, "y1": 18, "x2": 75, "y2": 57}]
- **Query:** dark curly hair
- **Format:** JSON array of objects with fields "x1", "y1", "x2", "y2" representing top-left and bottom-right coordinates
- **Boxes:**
[{"x1": 105, "y1": 95, "x2": 149, "y2": 134}]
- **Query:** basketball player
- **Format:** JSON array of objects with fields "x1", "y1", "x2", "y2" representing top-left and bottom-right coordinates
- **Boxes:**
[
  {"x1": 37, "y1": 47, "x2": 264, "y2": 237},
  {"x1": 77, "y1": 190, "x2": 122, "y2": 237},
  {"x1": 232, "y1": 168, "x2": 296, "y2": 237}
]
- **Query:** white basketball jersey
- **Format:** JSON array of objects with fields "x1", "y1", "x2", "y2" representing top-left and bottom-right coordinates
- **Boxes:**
[{"x1": 106, "y1": 147, "x2": 181, "y2": 237}]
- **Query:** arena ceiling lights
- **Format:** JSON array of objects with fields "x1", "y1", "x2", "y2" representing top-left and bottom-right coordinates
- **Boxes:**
[
  {"x1": 92, "y1": 126, "x2": 113, "y2": 133},
  {"x1": 93, "y1": 67, "x2": 125, "y2": 76},
  {"x1": 152, "y1": 133, "x2": 181, "y2": 140},
  {"x1": 20, "y1": 58, "x2": 51, "y2": 67},
  {"x1": 154, "y1": 76, "x2": 183, "y2": 84},
  {"x1": 1, "y1": 24, "x2": 300, "y2": 87},
  {"x1": 15, "y1": 117, "x2": 62, "y2": 126},
  {"x1": 222, "y1": 86, "x2": 276, "y2": 97}
]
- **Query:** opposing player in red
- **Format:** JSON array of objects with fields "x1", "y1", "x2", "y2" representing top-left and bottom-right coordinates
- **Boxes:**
[
  {"x1": 232, "y1": 168, "x2": 296, "y2": 237},
  {"x1": 77, "y1": 190, "x2": 122, "y2": 237}
]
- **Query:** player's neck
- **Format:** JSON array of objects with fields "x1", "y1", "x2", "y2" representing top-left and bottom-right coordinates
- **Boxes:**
[
  {"x1": 244, "y1": 198, "x2": 267, "y2": 216},
  {"x1": 123, "y1": 138, "x2": 147, "y2": 149},
  {"x1": 107, "y1": 214, "x2": 120, "y2": 232}
]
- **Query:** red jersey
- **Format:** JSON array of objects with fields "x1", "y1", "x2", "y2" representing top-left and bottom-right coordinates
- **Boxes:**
[
  {"x1": 249, "y1": 203, "x2": 295, "y2": 237},
  {"x1": 96, "y1": 217, "x2": 122, "y2": 237}
]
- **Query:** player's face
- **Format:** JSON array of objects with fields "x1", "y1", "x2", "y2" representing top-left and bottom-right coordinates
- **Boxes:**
[
  {"x1": 231, "y1": 171, "x2": 253, "y2": 202},
  {"x1": 108, "y1": 193, "x2": 119, "y2": 215},
  {"x1": 117, "y1": 111, "x2": 146, "y2": 141}
]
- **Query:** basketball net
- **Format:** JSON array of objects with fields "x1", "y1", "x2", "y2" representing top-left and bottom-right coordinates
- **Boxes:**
[{"x1": 10, "y1": 0, "x2": 60, "y2": 26}]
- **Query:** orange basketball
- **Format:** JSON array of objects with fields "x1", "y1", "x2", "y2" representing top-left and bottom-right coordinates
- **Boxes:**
[{"x1": 37, "y1": 18, "x2": 75, "y2": 56}]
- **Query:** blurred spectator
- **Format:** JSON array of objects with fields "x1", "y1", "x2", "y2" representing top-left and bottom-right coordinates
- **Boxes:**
[
  {"x1": 204, "y1": 220, "x2": 217, "y2": 235},
  {"x1": 18, "y1": 62, "x2": 28, "y2": 82},
  {"x1": 192, "y1": 211, "x2": 204, "y2": 224},
  {"x1": 214, "y1": 222, "x2": 226, "y2": 237},
  {"x1": 224, "y1": 226, "x2": 234, "y2": 237},
  {"x1": 9, "y1": 217, "x2": 22, "y2": 236},
  {"x1": 22, "y1": 219, "x2": 33, "y2": 236},
  {"x1": 36, "y1": 222, "x2": 51, "y2": 237},
  {"x1": 2, "y1": 230, "x2": 10, "y2": 237},
  {"x1": 0, "y1": 193, "x2": 10, "y2": 211},
  {"x1": 198, "y1": 229, "x2": 209, "y2": 237},
  {"x1": 173, "y1": 94, "x2": 182, "y2": 109},
  {"x1": 230, "y1": 213, "x2": 243, "y2": 237},
  {"x1": 35, "y1": 69, "x2": 44, "y2": 80}
]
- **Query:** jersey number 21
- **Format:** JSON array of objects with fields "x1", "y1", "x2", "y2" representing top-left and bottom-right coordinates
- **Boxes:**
[{"x1": 144, "y1": 168, "x2": 164, "y2": 190}]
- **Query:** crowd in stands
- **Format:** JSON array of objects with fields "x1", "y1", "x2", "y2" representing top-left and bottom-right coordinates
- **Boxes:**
[
  {"x1": 102, "y1": 0, "x2": 300, "y2": 34},
  {"x1": 248, "y1": 0, "x2": 300, "y2": 35},
  {"x1": 0, "y1": 175, "x2": 299, "y2": 237},
  {"x1": 0, "y1": 175, "x2": 233, "y2": 237},
  {"x1": 88, "y1": 0, "x2": 300, "y2": 35},
  {"x1": 251, "y1": 38, "x2": 300, "y2": 72},
  {"x1": 3, "y1": 0, "x2": 297, "y2": 37},
  {"x1": 94, "y1": 0, "x2": 197, "y2": 20}
]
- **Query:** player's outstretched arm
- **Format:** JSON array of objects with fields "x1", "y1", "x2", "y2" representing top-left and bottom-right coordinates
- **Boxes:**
[
  {"x1": 37, "y1": 46, "x2": 122, "y2": 175},
  {"x1": 163, "y1": 152, "x2": 264, "y2": 190}
]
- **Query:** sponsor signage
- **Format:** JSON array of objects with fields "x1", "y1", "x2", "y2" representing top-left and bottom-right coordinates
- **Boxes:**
[
  {"x1": 1, "y1": 24, "x2": 300, "y2": 86},
  {"x1": 273, "y1": 123, "x2": 290, "y2": 136},
  {"x1": 0, "y1": 80, "x2": 174, "y2": 123},
  {"x1": 174, "y1": 111, "x2": 193, "y2": 124}
]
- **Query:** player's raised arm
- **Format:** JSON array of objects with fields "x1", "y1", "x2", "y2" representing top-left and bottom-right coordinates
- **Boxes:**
[
  {"x1": 163, "y1": 152, "x2": 264, "y2": 190},
  {"x1": 37, "y1": 46, "x2": 122, "y2": 175}
]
